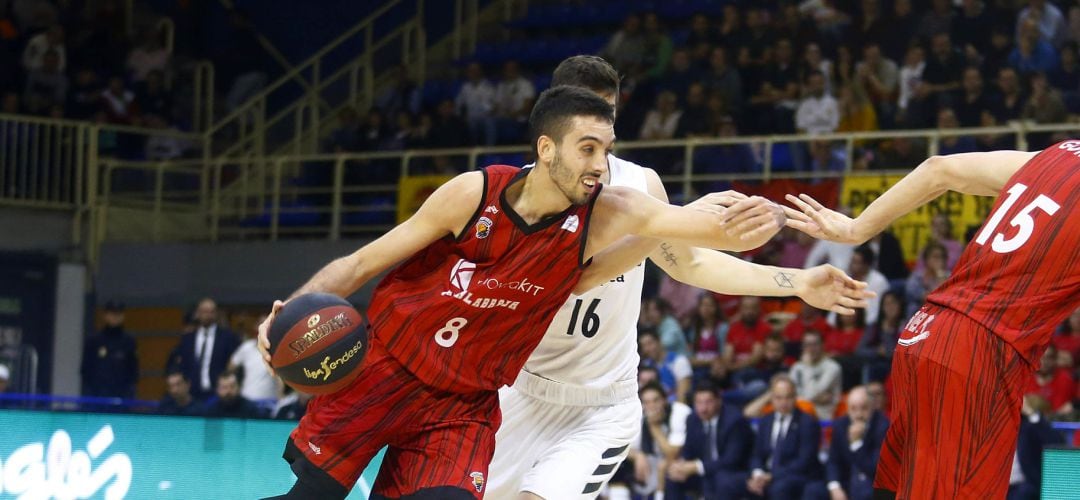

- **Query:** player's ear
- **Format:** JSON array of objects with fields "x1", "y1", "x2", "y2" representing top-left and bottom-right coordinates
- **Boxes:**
[{"x1": 537, "y1": 135, "x2": 556, "y2": 164}]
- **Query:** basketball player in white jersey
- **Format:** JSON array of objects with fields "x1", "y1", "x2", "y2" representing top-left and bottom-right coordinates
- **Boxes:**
[{"x1": 487, "y1": 56, "x2": 875, "y2": 500}]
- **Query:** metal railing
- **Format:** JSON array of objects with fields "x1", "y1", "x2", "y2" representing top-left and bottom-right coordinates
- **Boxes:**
[{"x1": 89, "y1": 121, "x2": 1080, "y2": 246}]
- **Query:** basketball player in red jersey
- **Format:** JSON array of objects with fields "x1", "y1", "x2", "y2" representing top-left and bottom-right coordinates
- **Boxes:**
[
  {"x1": 255, "y1": 86, "x2": 799, "y2": 500},
  {"x1": 784, "y1": 145, "x2": 1080, "y2": 499}
]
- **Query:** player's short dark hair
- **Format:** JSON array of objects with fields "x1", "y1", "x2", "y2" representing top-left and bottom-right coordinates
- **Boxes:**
[
  {"x1": 854, "y1": 244, "x2": 877, "y2": 267},
  {"x1": 552, "y1": 55, "x2": 621, "y2": 98},
  {"x1": 529, "y1": 86, "x2": 614, "y2": 153}
]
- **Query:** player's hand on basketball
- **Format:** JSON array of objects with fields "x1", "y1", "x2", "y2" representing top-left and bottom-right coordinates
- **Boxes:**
[
  {"x1": 783, "y1": 193, "x2": 861, "y2": 244},
  {"x1": 797, "y1": 264, "x2": 876, "y2": 316},
  {"x1": 720, "y1": 196, "x2": 786, "y2": 245},
  {"x1": 257, "y1": 300, "x2": 286, "y2": 373}
]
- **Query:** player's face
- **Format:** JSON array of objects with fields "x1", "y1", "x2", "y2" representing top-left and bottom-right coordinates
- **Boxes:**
[{"x1": 548, "y1": 116, "x2": 613, "y2": 205}]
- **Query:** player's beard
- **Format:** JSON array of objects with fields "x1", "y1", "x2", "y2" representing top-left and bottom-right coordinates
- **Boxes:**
[{"x1": 548, "y1": 151, "x2": 589, "y2": 205}]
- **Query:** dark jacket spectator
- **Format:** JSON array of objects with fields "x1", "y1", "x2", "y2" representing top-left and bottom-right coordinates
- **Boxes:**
[
  {"x1": 158, "y1": 371, "x2": 204, "y2": 416},
  {"x1": 80, "y1": 301, "x2": 138, "y2": 398},
  {"x1": 748, "y1": 377, "x2": 822, "y2": 499},
  {"x1": 814, "y1": 387, "x2": 890, "y2": 500},
  {"x1": 666, "y1": 385, "x2": 754, "y2": 499},
  {"x1": 167, "y1": 298, "x2": 241, "y2": 401},
  {"x1": 204, "y1": 370, "x2": 263, "y2": 419}
]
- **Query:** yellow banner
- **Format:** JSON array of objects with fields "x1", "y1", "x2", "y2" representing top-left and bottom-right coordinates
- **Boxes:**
[
  {"x1": 842, "y1": 174, "x2": 997, "y2": 263},
  {"x1": 397, "y1": 175, "x2": 454, "y2": 223}
]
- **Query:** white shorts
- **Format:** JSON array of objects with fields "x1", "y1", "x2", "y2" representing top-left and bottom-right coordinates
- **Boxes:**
[{"x1": 487, "y1": 372, "x2": 641, "y2": 500}]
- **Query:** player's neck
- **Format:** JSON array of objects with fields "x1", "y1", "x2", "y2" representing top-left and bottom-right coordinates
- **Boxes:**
[{"x1": 505, "y1": 167, "x2": 573, "y2": 224}]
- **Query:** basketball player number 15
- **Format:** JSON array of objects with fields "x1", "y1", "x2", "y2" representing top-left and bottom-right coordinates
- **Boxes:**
[{"x1": 975, "y1": 183, "x2": 1060, "y2": 254}]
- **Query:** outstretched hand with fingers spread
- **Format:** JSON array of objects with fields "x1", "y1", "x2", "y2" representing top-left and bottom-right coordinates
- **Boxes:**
[
  {"x1": 796, "y1": 264, "x2": 877, "y2": 315},
  {"x1": 783, "y1": 193, "x2": 862, "y2": 244}
]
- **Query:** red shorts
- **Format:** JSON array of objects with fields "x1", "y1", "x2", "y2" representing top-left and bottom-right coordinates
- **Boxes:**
[
  {"x1": 874, "y1": 304, "x2": 1029, "y2": 499},
  {"x1": 289, "y1": 340, "x2": 501, "y2": 498}
]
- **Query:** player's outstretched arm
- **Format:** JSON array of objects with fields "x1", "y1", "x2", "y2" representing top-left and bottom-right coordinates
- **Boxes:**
[
  {"x1": 784, "y1": 150, "x2": 1038, "y2": 244},
  {"x1": 257, "y1": 171, "x2": 483, "y2": 364}
]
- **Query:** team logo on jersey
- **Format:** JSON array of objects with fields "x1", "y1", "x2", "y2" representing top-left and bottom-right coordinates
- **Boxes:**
[
  {"x1": 469, "y1": 472, "x2": 484, "y2": 492},
  {"x1": 449, "y1": 259, "x2": 476, "y2": 291},
  {"x1": 476, "y1": 216, "x2": 494, "y2": 239},
  {"x1": 561, "y1": 215, "x2": 580, "y2": 232},
  {"x1": 484, "y1": 204, "x2": 499, "y2": 215}
]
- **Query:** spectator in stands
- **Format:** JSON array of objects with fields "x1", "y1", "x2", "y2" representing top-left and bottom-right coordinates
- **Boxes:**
[
  {"x1": 601, "y1": 14, "x2": 646, "y2": 77},
  {"x1": 953, "y1": 0, "x2": 1000, "y2": 52},
  {"x1": 750, "y1": 37, "x2": 800, "y2": 134},
  {"x1": 639, "y1": 329, "x2": 692, "y2": 404},
  {"x1": 638, "y1": 90, "x2": 682, "y2": 140},
  {"x1": 982, "y1": 26, "x2": 1018, "y2": 78},
  {"x1": 675, "y1": 82, "x2": 711, "y2": 138},
  {"x1": 273, "y1": 387, "x2": 312, "y2": 420},
  {"x1": 136, "y1": 70, "x2": 172, "y2": 122},
  {"x1": 99, "y1": 75, "x2": 136, "y2": 124},
  {"x1": 167, "y1": 297, "x2": 241, "y2": 401},
  {"x1": 628, "y1": 381, "x2": 691, "y2": 498},
  {"x1": 796, "y1": 70, "x2": 839, "y2": 135},
  {"x1": 827, "y1": 307, "x2": 866, "y2": 358},
  {"x1": 455, "y1": 62, "x2": 496, "y2": 146},
  {"x1": 919, "y1": 32, "x2": 965, "y2": 119},
  {"x1": 733, "y1": 6, "x2": 773, "y2": 74},
  {"x1": 429, "y1": 98, "x2": 470, "y2": 148},
  {"x1": 23, "y1": 48, "x2": 66, "y2": 114},
  {"x1": 80, "y1": 300, "x2": 138, "y2": 399},
  {"x1": 1009, "y1": 394, "x2": 1066, "y2": 499},
  {"x1": 868, "y1": 230, "x2": 909, "y2": 281},
  {"x1": 848, "y1": 0, "x2": 886, "y2": 51},
  {"x1": 1053, "y1": 307, "x2": 1080, "y2": 361},
  {"x1": 492, "y1": 60, "x2": 535, "y2": 145},
  {"x1": 800, "y1": 43, "x2": 834, "y2": 96},
  {"x1": 815, "y1": 385, "x2": 890, "y2": 500},
  {"x1": 847, "y1": 244, "x2": 890, "y2": 324},
  {"x1": 928, "y1": 213, "x2": 963, "y2": 268},
  {"x1": 21, "y1": 24, "x2": 64, "y2": 73},
  {"x1": 666, "y1": 382, "x2": 753, "y2": 499},
  {"x1": 640, "y1": 297, "x2": 689, "y2": 357},
  {"x1": 805, "y1": 216, "x2": 856, "y2": 270},
  {"x1": 747, "y1": 375, "x2": 821, "y2": 499},
  {"x1": 896, "y1": 44, "x2": 927, "y2": 127},
  {"x1": 1050, "y1": 41, "x2": 1080, "y2": 91},
  {"x1": 1023, "y1": 72, "x2": 1068, "y2": 147},
  {"x1": 935, "y1": 107, "x2": 978, "y2": 155},
  {"x1": 204, "y1": 370, "x2": 262, "y2": 419},
  {"x1": 126, "y1": 28, "x2": 170, "y2": 82},
  {"x1": 858, "y1": 291, "x2": 906, "y2": 382},
  {"x1": 1010, "y1": 18, "x2": 1060, "y2": 74},
  {"x1": 324, "y1": 106, "x2": 360, "y2": 153},
  {"x1": 686, "y1": 294, "x2": 728, "y2": 380},
  {"x1": 791, "y1": 330, "x2": 842, "y2": 420},
  {"x1": 725, "y1": 296, "x2": 771, "y2": 370},
  {"x1": 784, "y1": 302, "x2": 832, "y2": 345},
  {"x1": 880, "y1": 0, "x2": 918, "y2": 62},
  {"x1": 374, "y1": 65, "x2": 421, "y2": 118},
  {"x1": 807, "y1": 139, "x2": 846, "y2": 173},
  {"x1": 158, "y1": 370, "x2": 203, "y2": 416},
  {"x1": 66, "y1": 67, "x2": 101, "y2": 120},
  {"x1": 917, "y1": 0, "x2": 956, "y2": 40},
  {"x1": 685, "y1": 13, "x2": 717, "y2": 51},
  {"x1": 702, "y1": 47, "x2": 743, "y2": 117},
  {"x1": 1027, "y1": 344, "x2": 1076, "y2": 414},
  {"x1": 228, "y1": 314, "x2": 278, "y2": 406},
  {"x1": 955, "y1": 66, "x2": 994, "y2": 127},
  {"x1": 855, "y1": 43, "x2": 898, "y2": 124},
  {"x1": 976, "y1": 109, "x2": 1018, "y2": 151},
  {"x1": 995, "y1": 66, "x2": 1027, "y2": 121},
  {"x1": 730, "y1": 333, "x2": 791, "y2": 401},
  {"x1": 1016, "y1": 0, "x2": 1067, "y2": 47},
  {"x1": 906, "y1": 243, "x2": 951, "y2": 317},
  {"x1": 357, "y1": 109, "x2": 390, "y2": 151},
  {"x1": 776, "y1": 2, "x2": 819, "y2": 50},
  {"x1": 661, "y1": 48, "x2": 698, "y2": 99}
]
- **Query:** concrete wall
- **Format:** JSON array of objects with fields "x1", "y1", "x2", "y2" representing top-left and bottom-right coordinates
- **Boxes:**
[
  {"x1": 0, "y1": 208, "x2": 75, "y2": 253},
  {"x1": 95, "y1": 239, "x2": 380, "y2": 307}
]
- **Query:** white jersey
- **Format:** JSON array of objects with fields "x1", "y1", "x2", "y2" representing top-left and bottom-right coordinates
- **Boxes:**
[{"x1": 521, "y1": 154, "x2": 648, "y2": 393}]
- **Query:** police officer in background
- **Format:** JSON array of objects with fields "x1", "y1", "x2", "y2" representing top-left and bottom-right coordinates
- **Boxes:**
[{"x1": 81, "y1": 301, "x2": 139, "y2": 399}]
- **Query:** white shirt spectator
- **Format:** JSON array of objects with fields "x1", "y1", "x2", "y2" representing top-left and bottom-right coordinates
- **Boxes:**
[
  {"x1": 1017, "y1": 2, "x2": 1067, "y2": 47},
  {"x1": 805, "y1": 240, "x2": 855, "y2": 271},
  {"x1": 898, "y1": 61, "x2": 925, "y2": 111},
  {"x1": 861, "y1": 269, "x2": 891, "y2": 324},
  {"x1": 127, "y1": 45, "x2": 170, "y2": 82},
  {"x1": 455, "y1": 79, "x2": 496, "y2": 121},
  {"x1": 230, "y1": 338, "x2": 278, "y2": 401},
  {"x1": 21, "y1": 31, "x2": 65, "y2": 72},
  {"x1": 631, "y1": 400, "x2": 692, "y2": 496},
  {"x1": 494, "y1": 76, "x2": 535, "y2": 120},
  {"x1": 638, "y1": 109, "x2": 682, "y2": 140},
  {"x1": 791, "y1": 356, "x2": 842, "y2": 420},
  {"x1": 795, "y1": 93, "x2": 840, "y2": 135}
]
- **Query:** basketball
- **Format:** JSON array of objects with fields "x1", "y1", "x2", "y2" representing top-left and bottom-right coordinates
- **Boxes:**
[{"x1": 267, "y1": 292, "x2": 367, "y2": 395}]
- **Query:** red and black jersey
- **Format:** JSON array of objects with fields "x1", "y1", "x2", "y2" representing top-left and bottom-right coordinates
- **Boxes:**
[
  {"x1": 927, "y1": 141, "x2": 1080, "y2": 366},
  {"x1": 367, "y1": 165, "x2": 598, "y2": 393}
]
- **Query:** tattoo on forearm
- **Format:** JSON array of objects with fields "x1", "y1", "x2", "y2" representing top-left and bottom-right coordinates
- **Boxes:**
[
  {"x1": 774, "y1": 272, "x2": 795, "y2": 288},
  {"x1": 660, "y1": 243, "x2": 678, "y2": 267}
]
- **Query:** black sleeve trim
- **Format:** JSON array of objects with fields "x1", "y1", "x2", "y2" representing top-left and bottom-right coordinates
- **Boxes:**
[
  {"x1": 454, "y1": 168, "x2": 489, "y2": 242},
  {"x1": 578, "y1": 183, "x2": 603, "y2": 269}
]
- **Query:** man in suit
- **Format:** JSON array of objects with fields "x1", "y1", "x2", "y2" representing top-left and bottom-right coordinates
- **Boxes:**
[
  {"x1": 167, "y1": 297, "x2": 240, "y2": 401},
  {"x1": 807, "y1": 385, "x2": 889, "y2": 500},
  {"x1": 666, "y1": 382, "x2": 754, "y2": 499},
  {"x1": 1008, "y1": 395, "x2": 1065, "y2": 500},
  {"x1": 748, "y1": 374, "x2": 822, "y2": 499}
]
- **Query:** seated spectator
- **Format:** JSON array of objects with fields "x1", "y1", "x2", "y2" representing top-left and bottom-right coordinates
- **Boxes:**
[
  {"x1": 906, "y1": 242, "x2": 951, "y2": 316},
  {"x1": 660, "y1": 48, "x2": 700, "y2": 99},
  {"x1": 847, "y1": 245, "x2": 891, "y2": 324},
  {"x1": 836, "y1": 83, "x2": 879, "y2": 133},
  {"x1": 725, "y1": 296, "x2": 771, "y2": 370},
  {"x1": 639, "y1": 329, "x2": 692, "y2": 404},
  {"x1": 936, "y1": 108, "x2": 978, "y2": 156},
  {"x1": 855, "y1": 42, "x2": 898, "y2": 123},
  {"x1": 1011, "y1": 18, "x2": 1060, "y2": 75},
  {"x1": 805, "y1": 229, "x2": 856, "y2": 271},
  {"x1": 66, "y1": 67, "x2": 102, "y2": 120},
  {"x1": 429, "y1": 98, "x2": 471, "y2": 148},
  {"x1": 955, "y1": 66, "x2": 994, "y2": 128},
  {"x1": 601, "y1": 14, "x2": 646, "y2": 77},
  {"x1": 666, "y1": 382, "x2": 753, "y2": 499},
  {"x1": 896, "y1": 43, "x2": 927, "y2": 128},
  {"x1": 807, "y1": 140, "x2": 845, "y2": 173},
  {"x1": 730, "y1": 334, "x2": 789, "y2": 404},
  {"x1": 799, "y1": 43, "x2": 833, "y2": 96},
  {"x1": 228, "y1": 315, "x2": 279, "y2": 405},
  {"x1": 675, "y1": 83, "x2": 711, "y2": 138},
  {"x1": 492, "y1": 60, "x2": 534, "y2": 145},
  {"x1": 23, "y1": 49, "x2": 67, "y2": 114},
  {"x1": 747, "y1": 375, "x2": 822, "y2": 499},
  {"x1": 126, "y1": 29, "x2": 170, "y2": 82},
  {"x1": 1023, "y1": 72, "x2": 1068, "y2": 147},
  {"x1": 1052, "y1": 307, "x2": 1080, "y2": 361},
  {"x1": 640, "y1": 297, "x2": 689, "y2": 358},
  {"x1": 1016, "y1": 0, "x2": 1067, "y2": 48},
  {"x1": 1049, "y1": 42, "x2": 1079, "y2": 92},
  {"x1": 455, "y1": 62, "x2": 496, "y2": 146},
  {"x1": 205, "y1": 370, "x2": 263, "y2": 419},
  {"x1": 640, "y1": 13, "x2": 673, "y2": 80},
  {"x1": 795, "y1": 70, "x2": 838, "y2": 136},
  {"x1": 273, "y1": 388, "x2": 313, "y2": 420},
  {"x1": 857, "y1": 291, "x2": 906, "y2": 382},
  {"x1": 324, "y1": 106, "x2": 360, "y2": 153},
  {"x1": 99, "y1": 76, "x2": 136, "y2": 124},
  {"x1": 927, "y1": 213, "x2": 963, "y2": 269},
  {"x1": 916, "y1": 0, "x2": 955, "y2": 40},
  {"x1": 868, "y1": 230, "x2": 909, "y2": 282},
  {"x1": 158, "y1": 371, "x2": 204, "y2": 416},
  {"x1": 21, "y1": 24, "x2": 64, "y2": 73},
  {"x1": 747, "y1": 37, "x2": 799, "y2": 134},
  {"x1": 627, "y1": 381, "x2": 692, "y2": 498},
  {"x1": 783, "y1": 302, "x2": 833, "y2": 345},
  {"x1": 994, "y1": 67, "x2": 1027, "y2": 121},
  {"x1": 693, "y1": 114, "x2": 758, "y2": 178},
  {"x1": 808, "y1": 386, "x2": 890, "y2": 500},
  {"x1": 638, "y1": 90, "x2": 682, "y2": 140},
  {"x1": 373, "y1": 65, "x2": 421, "y2": 117},
  {"x1": 136, "y1": 70, "x2": 173, "y2": 122},
  {"x1": 1009, "y1": 394, "x2": 1067, "y2": 500},
  {"x1": 686, "y1": 294, "x2": 728, "y2": 378},
  {"x1": 983, "y1": 27, "x2": 1017, "y2": 78},
  {"x1": 702, "y1": 46, "x2": 743, "y2": 117},
  {"x1": 826, "y1": 308, "x2": 865, "y2": 357},
  {"x1": 919, "y1": 33, "x2": 965, "y2": 117},
  {"x1": 791, "y1": 330, "x2": 842, "y2": 420},
  {"x1": 1026, "y1": 345, "x2": 1076, "y2": 414}
]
